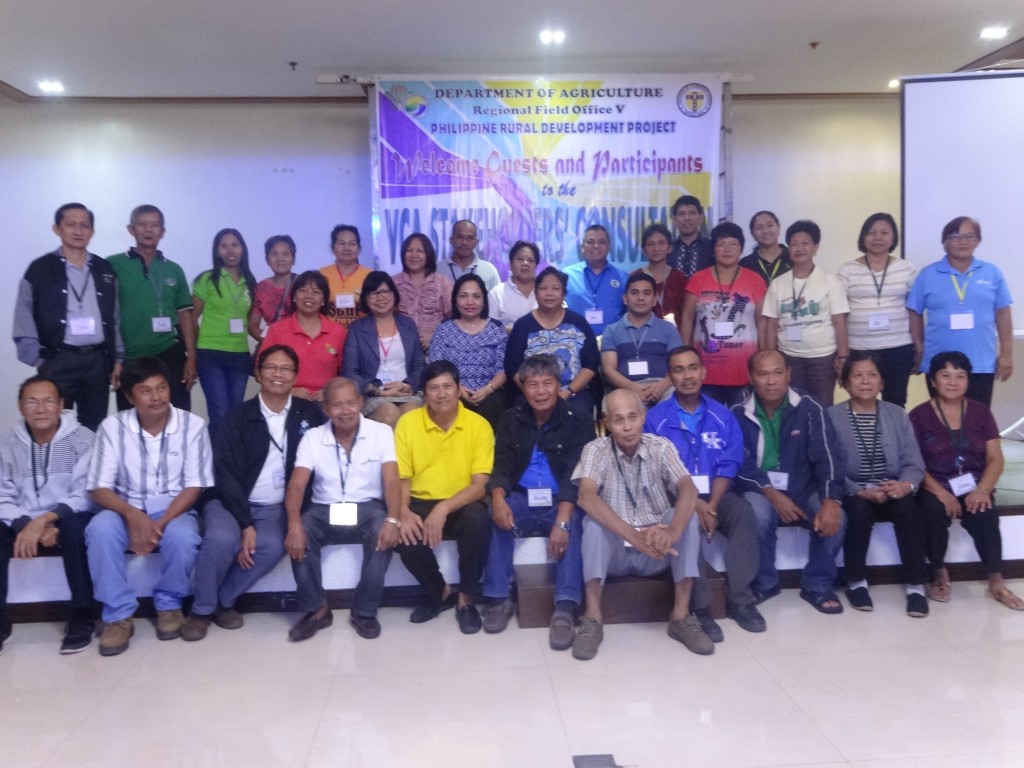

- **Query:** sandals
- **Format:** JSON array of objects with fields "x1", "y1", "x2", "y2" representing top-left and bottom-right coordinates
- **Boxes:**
[
  {"x1": 926, "y1": 580, "x2": 951, "y2": 603},
  {"x1": 987, "y1": 587, "x2": 1024, "y2": 611},
  {"x1": 799, "y1": 589, "x2": 844, "y2": 615}
]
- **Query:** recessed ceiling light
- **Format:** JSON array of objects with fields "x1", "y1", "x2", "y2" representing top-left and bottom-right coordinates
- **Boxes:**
[
  {"x1": 539, "y1": 29, "x2": 565, "y2": 45},
  {"x1": 38, "y1": 80, "x2": 65, "y2": 94},
  {"x1": 888, "y1": 79, "x2": 900, "y2": 89},
  {"x1": 981, "y1": 26, "x2": 1008, "y2": 40}
]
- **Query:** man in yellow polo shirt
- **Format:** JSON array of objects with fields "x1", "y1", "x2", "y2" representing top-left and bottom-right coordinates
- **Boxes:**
[{"x1": 394, "y1": 359, "x2": 494, "y2": 633}]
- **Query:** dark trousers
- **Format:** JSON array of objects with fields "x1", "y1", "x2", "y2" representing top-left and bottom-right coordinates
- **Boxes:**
[
  {"x1": 852, "y1": 344, "x2": 915, "y2": 408},
  {"x1": 396, "y1": 498, "x2": 490, "y2": 604},
  {"x1": 701, "y1": 384, "x2": 748, "y2": 409},
  {"x1": 462, "y1": 387, "x2": 509, "y2": 432},
  {"x1": 842, "y1": 493, "x2": 927, "y2": 585},
  {"x1": 917, "y1": 489, "x2": 1003, "y2": 576},
  {"x1": 0, "y1": 513, "x2": 95, "y2": 618},
  {"x1": 39, "y1": 347, "x2": 110, "y2": 431},
  {"x1": 783, "y1": 353, "x2": 837, "y2": 407},
  {"x1": 117, "y1": 341, "x2": 192, "y2": 412}
]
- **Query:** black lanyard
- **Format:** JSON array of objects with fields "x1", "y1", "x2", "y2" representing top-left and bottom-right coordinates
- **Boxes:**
[
  {"x1": 713, "y1": 264, "x2": 740, "y2": 308},
  {"x1": 67, "y1": 264, "x2": 93, "y2": 308},
  {"x1": 137, "y1": 414, "x2": 169, "y2": 494},
  {"x1": 333, "y1": 423, "x2": 360, "y2": 501},
  {"x1": 868, "y1": 257, "x2": 890, "y2": 305},
  {"x1": 848, "y1": 403, "x2": 881, "y2": 480},
  {"x1": 935, "y1": 399, "x2": 968, "y2": 470},
  {"x1": 32, "y1": 442, "x2": 51, "y2": 494}
]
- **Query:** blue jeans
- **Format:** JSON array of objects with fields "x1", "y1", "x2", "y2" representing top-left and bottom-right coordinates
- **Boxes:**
[
  {"x1": 481, "y1": 491, "x2": 583, "y2": 605},
  {"x1": 85, "y1": 508, "x2": 201, "y2": 623},
  {"x1": 745, "y1": 491, "x2": 844, "y2": 594},
  {"x1": 290, "y1": 501, "x2": 393, "y2": 617},
  {"x1": 192, "y1": 500, "x2": 286, "y2": 615},
  {"x1": 196, "y1": 349, "x2": 251, "y2": 442}
]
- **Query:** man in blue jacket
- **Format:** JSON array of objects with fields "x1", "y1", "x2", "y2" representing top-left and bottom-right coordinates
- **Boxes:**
[
  {"x1": 646, "y1": 347, "x2": 765, "y2": 637},
  {"x1": 732, "y1": 350, "x2": 845, "y2": 614}
]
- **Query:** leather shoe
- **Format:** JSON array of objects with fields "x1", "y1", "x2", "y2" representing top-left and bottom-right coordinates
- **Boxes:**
[
  {"x1": 692, "y1": 609, "x2": 724, "y2": 643},
  {"x1": 456, "y1": 603, "x2": 482, "y2": 634},
  {"x1": 349, "y1": 613, "x2": 381, "y2": 639},
  {"x1": 409, "y1": 592, "x2": 457, "y2": 623},
  {"x1": 727, "y1": 603, "x2": 767, "y2": 633},
  {"x1": 288, "y1": 608, "x2": 333, "y2": 642}
]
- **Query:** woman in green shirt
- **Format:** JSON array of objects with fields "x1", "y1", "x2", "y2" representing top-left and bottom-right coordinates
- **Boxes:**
[{"x1": 193, "y1": 228, "x2": 257, "y2": 440}]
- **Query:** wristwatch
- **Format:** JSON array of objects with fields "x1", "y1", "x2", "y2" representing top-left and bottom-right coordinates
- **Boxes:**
[
  {"x1": 556, "y1": 521, "x2": 571, "y2": 532},
  {"x1": 385, "y1": 517, "x2": 401, "y2": 528}
]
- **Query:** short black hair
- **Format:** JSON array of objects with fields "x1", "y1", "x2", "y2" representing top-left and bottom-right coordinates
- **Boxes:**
[
  {"x1": 748, "y1": 210, "x2": 779, "y2": 232},
  {"x1": 422, "y1": 359, "x2": 460, "y2": 389},
  {"x1": 358, "y1": 271, "x2": 401, "y2": 314},
  {"x1": 264, "y1": 235, "x2": 296, "y2": 259},
  {"x1": 18, "y1": 375, "x2": 62, "y2": 401},
  {"x1": 857, "y1": 213, "x2": 899, "y2": 254},
  {"x1": 289, "y1": 270, "x2": 330, "y2": 315},
  {"x1": 785, "y1": 219, "x2": 821, "y2": 245},
  {"x1": 535, "y1": 266, "x2": 568, "y2": 291},
  {"x1": 711, "y1": 221, "x2": 745, "y2": 250},
  {"x1": 130, "y1": 204, "x2": 164, "y2": 227},
  {"x1": 928, "y1": 350, "x2": 972, "y2": 379},
  {"x1": 400, "y1": 233, "x2": 437, "y2": 276},
  {"x1": 256, "y1": 344, "x2": 300, "y2": 374},
  {"x1": 839, "y1": 350, "x2": 883, "y2": 387},
  {"x1": 120, "y1": 356, "x2": 172, "y2": 395},
  {"x1": 450, "y1": 273, "x2": 490, "y2": 319},
  {"x1": 666, "y1": 345, "x2": 703, "y2": 367},
  {"x1": 509, "y1": 240, "x2": 540, "y2": 265},
  {"x1": 672, "y1": 195, "x2": 703, "y2": 216},
  {"x1": 941, "y1": 216, "x2": 981, "y2": 245},
  {"x1": 641, "y1": 223, "x2": 672, "y2": 248},
  {"x1": 331, "y1": 224, "x2": 361, "y2": 248},
  {"x1": 625, "y1": 272, "x2": 656, "y2": 292},
  {"x1": 54, "y1": 202, "x2": 94, "y2": 228}
]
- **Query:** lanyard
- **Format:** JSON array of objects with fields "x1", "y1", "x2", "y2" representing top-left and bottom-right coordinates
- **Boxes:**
[
  {"x1": 266, "y1": 418, "x2": 286, "y2": 455},
  {"x1": 868, "y1": 257, "x2": 891, "y2": 305},
  {"x1": 333, "y1": 424, "x2": 359, "y2": 501},
  {"x1": 449, "y1": 262, "x2": 475, "y2": 281},
  {"x1": 758, "y1": 255, "x2": 783, "y2": 282},
  {"x1": 137, "y1": 414, "x2": 169, "y2": 494},
  {"x1": 378, "y1": 335, "x2": 396, "y2": 368},
  {"x1": 144, "y1": 256, "x2": 168, "y2": 315},
  {"x1": 935, "y1": 398, "x2": 968, "y2": 470},
  {"x1": 950, "y1": 270, "x2": 973, "y2": 305},
  {"x1": 612, "y1": 442, "x2": 644, "y2": 512},
  {"x1": 713, "y1": 264, "x2": 740, "y2": 308},
  {"x1": 627, "y1": 322, "x2": 651, "y2": 361},
  {"x1": 584, "y1": 266, "x2": 608, "y2": 307},
  {"x1": 847, "y1": 403, "x2": 881, "y2": 480},
  {"x1": 31, "y1": 442, "x2": 50, "y2": 495},
  {"x1": 67, "y1": 264, "x2": 93, "y2": 309},
  {"x1": 272, "y1": 274, "x2": 294, "y2": 322},
  {"x1": 790, "y1": 266, "x2": 815, "y2": 319}
]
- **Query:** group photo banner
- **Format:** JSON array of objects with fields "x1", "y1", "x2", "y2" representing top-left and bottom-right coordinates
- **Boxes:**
[{"x1": 372, "y1": 75, "x2": 723, "y2": 277}]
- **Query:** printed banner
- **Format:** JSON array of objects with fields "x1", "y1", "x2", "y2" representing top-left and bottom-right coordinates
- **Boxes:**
[{"x1": 372, "y1": 75, "x2": 722, "y2": 277}]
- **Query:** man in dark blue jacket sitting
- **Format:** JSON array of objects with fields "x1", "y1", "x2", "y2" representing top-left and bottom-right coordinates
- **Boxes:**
[{"x1": 732, "y1": 350, "x2": 846, "y2": 614}]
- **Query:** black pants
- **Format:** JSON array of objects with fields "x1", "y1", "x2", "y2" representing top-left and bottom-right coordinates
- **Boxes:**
[
  {"x1": 462, "y1": 387, "x2": 509, "y2": 432},
  {"x1": 852, "y1": 344, "x2": 915, "y2": 409},
  {"x1": 396, "y1": 498, "x2": 490, "y2": 605},
  {"x1": 39, "y1": 347, "x2": 110, "y2": 432},
  {"x1": 917, "y1": 488, "x2": 1003, "y2": 576},
  {"x1": 0, "y1": 513, "x2": 95, "y2": 619},
  {"x1": 843, "y1": 493, "x2": 927, "y2": 585},
  {"x1": 116, "y1": 341, "x2": 192, "y2": 412}
]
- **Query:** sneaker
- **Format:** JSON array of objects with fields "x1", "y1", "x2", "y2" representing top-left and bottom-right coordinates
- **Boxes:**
[
  {"x1": 60, "y1": 614, "x2": 95, "y2": 654},
  {"x1": 667, "y1": 614, "x2": 715, "y2": 655},
  {"x1": 727, "y1": 603, "x2": 767, "y2": 633},
  {"x1": 155, "y1": 609, "x2": 186, "y2": 640},
  {"x1": 456, "y1": 603, "x2": 482, "y2": 634},
  {"x1": 906, "y1": 592, "x2": 929, "y2": 618},
  {"x1": 0, "y1": 620, "x2": 12, "y2": 655},
  {"x1": 482, "y1": 598, "x2": 514, "y2": 634},
  {"x1": 181, "y1": 613, "x2": 212, "y2": 642},
  {"x1": 409, "y1": 591, "x2": 457, "y2": 624},
  {"x1": 288, "y1": 608, "x2": 333, "y2": 642},
  {"x1": 549, "y1": 613, "x2": 576, "y2": 651},
  {"x1": 212, "y1": 606, "x2": 244, "y2": 630},
  {"x1": 845, "y1": 586, "x2": 874, "y2": 612},
  {"x1": 693, "y1": 608, "x2": 724, "y2": 643},
  {"x1": 572, "y1": 616, "x2": 603, "y2": 661},
  {"x1": 99, "y1": 618, "x2": 134, "y2": 657},
  {"x1": 349, "y1": 613, "x2": 382, "y2": 639}
]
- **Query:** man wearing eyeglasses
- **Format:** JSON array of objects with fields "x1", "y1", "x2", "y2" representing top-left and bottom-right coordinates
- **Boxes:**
[
  {"x1": 182, "y1": 345, "x2": 325, "y2": 641},
  {"x1": 437, "y1": 220, "x2": 501, "y2": 292},
  {"x1": 0, "y1": 376, "x2": 96, "y2": 655},
  {"x1": 564, "y1": 224, "x2": 627, "y2": 336}
]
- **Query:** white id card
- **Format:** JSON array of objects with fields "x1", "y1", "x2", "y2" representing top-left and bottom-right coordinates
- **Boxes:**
[
  {"x1": 68, "y1": 316, "x2": 96, "y2": 336},
  {"x1": 329, "y1": 502, "x2": 358, "y2": 526},
  {"x1": 714, "y1": 321, "x2": 735, "y2": 337},
  {"x1": 950, "y1": 312, "x2": 974, "y2": 330},
  {"x1": 527, "y1": 488, "x2": 553, "y2": 506},
  {"x1": 627, "y1": 360, "x2": 649, "y2": 377},
  {"x1": 785, "y1": 325, "x2": 803, "y2": 342},
  {"x1": 767, "y1": 471, "x2": 790, "y2": 491},
  {"x1": 229, "y1": 318, "x2": 245, "y2": 334},
  {"x1": 949, "y1": 472, "x2": 978, "y2": 496},
  {"x1": 152, "y1": 316, "x2": 173, "y2": 332},
  {"x1": 691, "y1": 474, "x2": 711, "y2": 495},
  {"x1": 867, "y1": 313, "x2": 890, "y2": 330},
  {"x1": 585, "y1": 309, "x2": 604, "y2": 326},
  {"x1": 144, "y1": 494, "x2": 172, "y2": 519},
  {"x1": 335, "y1": 294, "x2": 356, "y2": 310}
]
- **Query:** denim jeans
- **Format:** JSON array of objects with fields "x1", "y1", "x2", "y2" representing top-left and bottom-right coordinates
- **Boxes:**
[
  {"x1": 196, "y1": 349, "x2": 251, "y2": 442},
  {"x1": 85, "y1": 508, "x2": 201, "y2": 623},
  {"x1": 745, "y1": 491, "x2": 844, "y2": 594},
  {"x1": 481, "y1": 491, "x2": 583, "y2": 605},
  {"x1": 192, "y1": 500, "x2": 286, "y2": 615}
]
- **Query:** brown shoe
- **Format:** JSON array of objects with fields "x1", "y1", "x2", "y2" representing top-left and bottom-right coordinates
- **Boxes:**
[
  {"x1": 99, "y1": 618, "x2": 134, "y2": 656},
  {"x1": 181, "y1": 614, "x2": 212, "y2": 642},
  {"x1": 213, "y1": 606, "x2": 244, "y2": 630},
  {"x1": 156, "y1": 609, "x2": 186, "y2": 640}
]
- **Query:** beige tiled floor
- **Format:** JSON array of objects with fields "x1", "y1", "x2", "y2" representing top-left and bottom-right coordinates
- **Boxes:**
[{"x1": 3, "y1": 579, "x2": 1024, "y2": 767}]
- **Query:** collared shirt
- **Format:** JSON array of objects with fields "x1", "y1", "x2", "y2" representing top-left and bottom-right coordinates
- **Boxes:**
[
  {"x1": 62, "y1": 251, "x2": 105, "y2": 347},
  {"x1": 563, "y1": 261, "x2": 628, "y2": 335},
  {"x1": 248, "y1": 394, "x2": 291, "y2": 504},
  {"x1": 192, "y1": 269, "x2": 252, "y2": 353},
  {"x1": 572, "y1": 434, "x2": 688, "y2": 528},
  {"x1": 393, "y1": 271, "x2": 453, "y2": 343},
  {"x1": 518, "y1": 443, "x2": 558, "y2": 491},
  {"x1": 489, "y1": 278, "x2": 538, "y2": 331},
  {"x1": 739, "y1": 247, "x2": 792, "y2": 285},
  {"x1": 107, "y1": 249, "x2": 193, "y2": 357},
  {"x1": 395, "y1": 402, "x2": 494, "y2": 500},
  {"x1": 259, "y1": 313, "x2": 346, "y2": 394},
  {"x1": 294, "y1": 415, "x2": 397, "y2": 504},
  {"x1": 668, "y1": 236, "x2": 713, "y2": 277},
  {"x1": 675, "y1": 398, "x2": 705, "y2": 437},
  {"x1": 646, "y1": 393, "x2": 744, "y2": 480},
  {"x1": 754, "y1": 398, "x2": 788, "y2": 471},
  {"x1": 600, "y1": 313, "x2": 682, "y2": 381},
  {"x1": 437, "y1": 255, "x2": 501, "y2": 292}
]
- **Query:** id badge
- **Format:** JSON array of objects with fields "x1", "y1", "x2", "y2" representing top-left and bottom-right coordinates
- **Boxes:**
[
  {"x1": 378, "y1": 372, "x2": 396, "y2": 384},
  {"x1": 950, "y1": 312, "x2": 974, "y2": 330},
  {"x1": 152, "y1": 316, "x2": 173, "y2": 333},
  {"x1": 527, "y1": 487, "x2": 553, "y2": 507},
  {"x1": 229, "y1": 318, "x2": 245, "y2": 334},
  {"x1": 144, "y1": 494, "x2": 172, "y2": 519},
  {"x1": 584, "y1": 309, "x2": 604, "y2": 326},
  {"x1": 714, "y1": 321, "x2": 735, "y2": 338},
  {"x1": 273, "y1": 469, "x2": 286, "y2": 489},
  {"x1": 329, "y1": 502, "x2": 358, "y2": 526},
  {"x1": 335, "y1": 294, "x2": 356, "y2": 310},
  {"x1": 69, "y1": 316, "x2": 96, "y2": 336},
  {"x1": 767, "y1": 471, "x2": 789, "y2": 491},
  {"x1": 867, "y1": 313, "x2": 890, "y2": 330},
  {"x1": 785, "y1": 324, "x2": 803, "y2": 342},
  {"x1": 627, "y1": 360, "x2": 649, "y2": 377},
  {"x1": 949, "y1": 472, "x2": 977, "y2": 496},
  {"x1": 691, "y1": 474, "x2": 711, "y2": 495}
]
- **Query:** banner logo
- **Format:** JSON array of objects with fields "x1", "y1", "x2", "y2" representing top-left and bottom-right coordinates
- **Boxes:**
[{"x1": 678, "y1": 83, "x2": 712, "y2": 118}]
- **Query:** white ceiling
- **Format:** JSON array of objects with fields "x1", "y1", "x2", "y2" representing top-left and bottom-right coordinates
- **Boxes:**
[{"x1": 2, "y1": 0, "x2": 1022, "y2": 99}]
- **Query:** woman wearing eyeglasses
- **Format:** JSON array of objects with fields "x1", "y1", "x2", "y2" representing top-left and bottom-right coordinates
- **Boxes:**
[{"x1": 906, "y1": 216, "x2": 1013, "y2": 407}]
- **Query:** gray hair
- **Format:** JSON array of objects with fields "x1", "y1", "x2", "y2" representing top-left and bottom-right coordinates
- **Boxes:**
[{"x1": 518, "y1": 353, "x2": 563, "y2": 382}]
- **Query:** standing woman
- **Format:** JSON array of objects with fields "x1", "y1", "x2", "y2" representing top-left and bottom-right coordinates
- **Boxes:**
[
  {"x1": 342, "y1": 271, "x2": 425, "y2": 427},
  {"x1": 837, "y1": 214, "x2": 919, "y2": 408},
  {"x1": 906, "y1": 216, "x2": 1013, "y2": 407},
  {"x1": 909, "y1": 351, "x2": 1022, "y2": 610},
  {"x1": 489, "y1": 240, "x2": 540, "y2": 332},
  {"x1": 248, "y1": 235, "x2": 297, "y2": 341},
  {"x1": 319, "y1": 225, "x2": 371, "y2": 329},
  {"x1": 429, "y1": 274, "x2": 508, "y2": 428},
  {"x1": 762, "y1": 220, "x2": 850, "y2": 407},
  {"x1": 505, "y1": 267, "x2": 600, "y2": 416},
  {"x1": 391, "y1": 232, "x2": 452, "y2": 350},
  {"x1": 739, "y1": 210, "x2": 791, "y2": 285},
  {"x1": 193, "y1": 228, "x2": 257, "y2": 441},
  {"x1": 633, "y1": 223, "x2": 687, "y2": 331}
]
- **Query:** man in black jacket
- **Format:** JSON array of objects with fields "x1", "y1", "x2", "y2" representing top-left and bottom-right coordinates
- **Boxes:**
[{"x1": 480, "y1": 354, "x2": 595, "y2": 649}]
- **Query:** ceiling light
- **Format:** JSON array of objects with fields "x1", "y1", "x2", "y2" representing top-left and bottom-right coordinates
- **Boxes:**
[
  {"x1": 539, "y1": 29, "x2": 565, "y2": 45},
  {"x1": 981, "y1": 26, "x2": 1008, "y2": 40},
  {"x1": 888, "y1": 79, "x2": 900, "y2": 89},
  {"x1": 38, "y1": 80, "x2": 65, "y2": 94}
]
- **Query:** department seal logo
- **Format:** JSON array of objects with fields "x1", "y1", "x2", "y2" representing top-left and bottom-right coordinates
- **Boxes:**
[
  {"x1": 384, "y1": 84, "x2": 428, "y2": 116},
  {"x1": 677, "y1": 83, "x2": 712, "y2": 118}
]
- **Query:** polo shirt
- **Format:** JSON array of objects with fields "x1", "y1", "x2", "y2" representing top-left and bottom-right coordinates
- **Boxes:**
[
  {"x1": 905, "y1": 257, "x2": 1011, "y2": 374},
  {"x1": 563, "y1": 260, "x2": 627, "y2": 335},
  {"x1": 395, "y1": 402, "x2": 494, "y2": 501},
  {"x1": 193, "y1": 270, "x2": 252, "y2": 353},
  {"x1": 107, "y1": 250, "x2": 193, "y2": 358},
  {"x1": 294, "y1": 416, "x2": 396, "y2": 505},
  {"x1": 488, "y1": 278, "x2": 538, "y2": 331},
  {"x1": 437, "y1": 255, "x2": 501, "y2": 292},
  {"x1": 754, "y1": 398, "x2": 788, "y2": 471},
  {"x1": 259, "y1": 313, "x2": 346, "y2": 394},
  {"x1": 600, "y1": 313, "x2": 682, "y2": 381},
  {"x1": 319, "y1": 263, "x2": 371, "y2": 328}
]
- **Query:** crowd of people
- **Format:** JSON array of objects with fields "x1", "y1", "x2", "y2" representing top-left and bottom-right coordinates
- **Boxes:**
[{"x1": 1, "y1": 196, "x2": 1018, "y2": 661}]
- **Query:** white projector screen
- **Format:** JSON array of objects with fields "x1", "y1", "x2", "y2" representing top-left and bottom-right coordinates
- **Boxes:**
[{"x1": 902, "y1": 71, "x2": 1024, "y2": 334}]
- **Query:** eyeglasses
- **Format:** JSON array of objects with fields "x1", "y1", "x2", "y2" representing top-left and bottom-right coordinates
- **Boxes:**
[
  {"x1": 366, "y1": 289, "x2": 393, "y2": 298},
  {"x1": 260, "y1": 365, "x2": 296, "y2": 375},
  {"x1": 22, "y1": 398, "x2": 60, "y2": 409},
  {"x1": 946, "y1": 233, "x2": 978, "y2": 242}
]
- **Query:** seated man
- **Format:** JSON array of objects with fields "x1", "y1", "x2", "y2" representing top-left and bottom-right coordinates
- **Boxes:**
[
  {"x1": 395, "y1": 360, "x2": 493, "y2": 634},
  {"x1": 572, "y1": 389, "x2": 711, "y2": 660},
  {"x1": 0, "y1": 376, "x2": 96, "y2": 654},
  {"x1": 284, "y1": 377, "x2": 402, "y2": 641},
  {"x1": 645, "y1": 346, "x2": 765, "y2": 638},
  {"x1": 183, "y1": 345, "x2": 326, "y2": 641},
  {"x1": 732, "y1": 350, "x2": 845, "y2": 614},
  {"x1": 85, "y1": 357, "x2": 212, "y2": 655},
  {"x1": 481, "y1": 354, "x2": 594, "y2": 649},
  {"x1": 600, "y1": 272, "x2": 682, "y2": 407}
]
